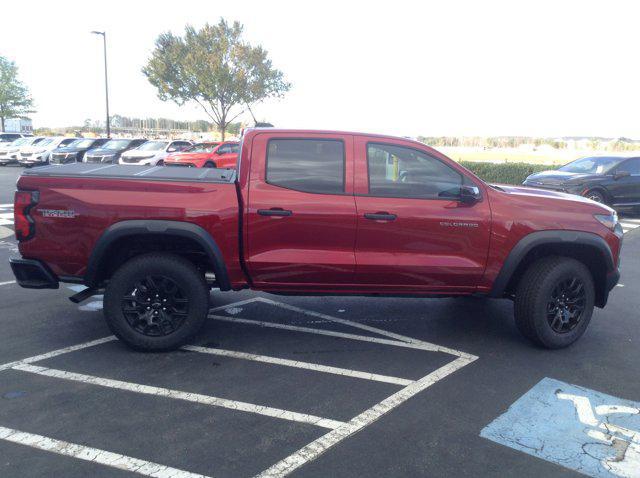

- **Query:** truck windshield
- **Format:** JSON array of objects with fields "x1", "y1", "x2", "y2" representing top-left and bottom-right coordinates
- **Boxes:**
[
  {"x1": 558, "y1": 157, "x2": 622, "y2": 174},
  {"x1": 136, "y1": 141, "x2": 168, "y2": 151}
]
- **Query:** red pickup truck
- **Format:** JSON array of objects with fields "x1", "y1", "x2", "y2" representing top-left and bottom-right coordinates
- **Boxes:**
[{"x1": 10, "y1": 129, "x2": 623, "y2": 351}]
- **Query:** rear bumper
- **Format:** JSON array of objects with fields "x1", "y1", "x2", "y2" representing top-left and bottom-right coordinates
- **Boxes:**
[{"x1": 9, "y1": 259, "x2": 59, "y2": 289}]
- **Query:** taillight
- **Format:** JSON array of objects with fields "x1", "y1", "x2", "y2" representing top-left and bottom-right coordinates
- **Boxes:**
[{"x1": 14, "y1": 190, "x2": 39, "y2": 241}]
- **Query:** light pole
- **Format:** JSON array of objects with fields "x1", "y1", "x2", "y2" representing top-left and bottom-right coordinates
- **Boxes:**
[{"x1": 91, "y1": 31, "x2": 110, "y2": 138}]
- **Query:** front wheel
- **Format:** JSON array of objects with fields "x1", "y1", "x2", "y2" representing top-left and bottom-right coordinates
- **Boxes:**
[
  {"x1": 584, "y1": 189, "x2": 606, "y2": 204},
  {"x1": 203, "y1": 161, "x2": 216, "y2": 168},
  {"x1": 514, "y1": 256, "x2": 595, "y2": 349},
  {"x1": 104, "y1": 253, "x2": 209, "y2": 351}
]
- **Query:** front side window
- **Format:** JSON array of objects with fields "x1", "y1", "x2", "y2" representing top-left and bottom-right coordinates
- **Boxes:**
[
  {"x1": 367, "y1": 143, "x2": 462, "y2": 199},
  {"x1": 617, "y1": 158, "x2": 640, "y2": 175},
  {"x1": 266, "y1": 139, "x2": 344, "y2": 194}
]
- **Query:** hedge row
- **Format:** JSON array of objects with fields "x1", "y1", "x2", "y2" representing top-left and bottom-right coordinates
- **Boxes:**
[{"x1": 458, "y1": 161, "x2": 557, "y2": 185}]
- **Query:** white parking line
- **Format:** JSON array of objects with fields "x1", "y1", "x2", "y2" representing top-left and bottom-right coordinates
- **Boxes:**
[
  {"x1": 183, "y1": 345, "x2": 414, "y2": 386},
  {"x1": 255, "y1": 355, "x2": 476, "y2": 478},
  {"x1": 0, "y1": 336, "x2": 116, "y2": 372},
  {"x1": 0, "y1": 297, "x2": 478, "y2": 477},
  {"x1": 14, "y1": 363, "x2": 346, "y2": 430},
  {"x1": 0, "y1": 426, "x2": 211, "y2": 478},
  {"x1": 248, "y1": 297, "x2": 473, "y2": 358},
  {"x1": 0, "y1": 280, "x2": 16, "y2": 287},
  {"x1": 210, "y1": 314, "x2": 444, "y2": 353}
]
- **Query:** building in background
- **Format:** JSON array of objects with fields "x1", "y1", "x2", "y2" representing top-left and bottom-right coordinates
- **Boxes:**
[{"x1": 2, "y1": 118, "x2": 33, "y2": 134}]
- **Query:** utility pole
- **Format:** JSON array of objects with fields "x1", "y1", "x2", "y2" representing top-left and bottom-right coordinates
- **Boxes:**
[{"x1": 91, "y1": 31, "x2": 110, "y2": 137}]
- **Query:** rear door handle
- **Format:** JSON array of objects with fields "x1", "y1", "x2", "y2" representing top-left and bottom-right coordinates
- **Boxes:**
[
  {"x1": 364, "y1": 212, "x2": 397, "y2": 221},
  {"x1": 257, "y1": 208, "x2": 293, "y2": 217}
]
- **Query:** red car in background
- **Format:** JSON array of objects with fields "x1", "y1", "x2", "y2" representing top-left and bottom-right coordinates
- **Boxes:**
[{"x1": 164, "y1": 141, "x2": 240, "y2": 168}]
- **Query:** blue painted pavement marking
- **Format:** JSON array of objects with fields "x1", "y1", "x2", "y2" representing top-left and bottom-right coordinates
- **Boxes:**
[{"x1": 481, "y1": 378, "x2": 640, "y2": 478}]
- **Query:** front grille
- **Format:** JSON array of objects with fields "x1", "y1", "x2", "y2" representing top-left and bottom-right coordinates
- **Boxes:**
[
  {"x1": 21, "y1": 153, "x2": 32, "y2": 158},
  {"x1": 121, "y1": 156, "x2": 142, "y2": 163},
  {"x1": 51, "y1": 153, "x2": 75, "y2": 163}
]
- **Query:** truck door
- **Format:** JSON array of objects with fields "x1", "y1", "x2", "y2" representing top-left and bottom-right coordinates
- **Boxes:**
[
  {"x1": 352, "y1": 137, "x2": 491, "y2": 292},
  {"x1": 246, "y1": 133, "x2": 357, "y2": 287}
]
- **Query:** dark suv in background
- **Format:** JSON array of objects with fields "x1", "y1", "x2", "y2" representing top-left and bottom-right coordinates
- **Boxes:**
[
  {"x1": 50, "y1": 138, "x2": 110, "y2": 164},
  {"x1": 524, "y1": 156, "x2": 640, "y2": 211},
  {"x1": 84, "y1": 138, "x2": 147, "y2": 164}
]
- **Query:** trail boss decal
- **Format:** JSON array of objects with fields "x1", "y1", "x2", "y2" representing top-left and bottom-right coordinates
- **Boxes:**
[{"x1": 39, "y1": 209, "x2": 77, "y2": 218}]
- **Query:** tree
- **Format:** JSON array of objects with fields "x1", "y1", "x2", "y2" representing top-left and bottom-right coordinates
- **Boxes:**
[
  {"x1": 0, "y1": 56, "x2": 35, "y2": 132},
  {"x1": 143, "y1": 19, "x2": 290, "y2": 140}
]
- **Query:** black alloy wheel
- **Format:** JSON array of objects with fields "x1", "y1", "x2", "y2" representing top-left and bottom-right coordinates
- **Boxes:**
[
  {"x1": 546, "y1": 276, "x2": 586, "y2": 334},
  {"x1": 121, "y1": 275, "x2": 189, "y2": 337}
]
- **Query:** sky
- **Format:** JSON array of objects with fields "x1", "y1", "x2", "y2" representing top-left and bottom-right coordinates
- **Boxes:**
[{"x1": 1, "y1": 0, "x2": 639, "y2": 138}]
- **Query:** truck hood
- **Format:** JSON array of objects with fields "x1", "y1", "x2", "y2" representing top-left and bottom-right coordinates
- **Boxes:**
[
  {"x1": 524, "y1": 170, "x2": 599, "y2": 186},
  {"x1": 492, "y1": 183, "x2": 614, "y2": 213}
]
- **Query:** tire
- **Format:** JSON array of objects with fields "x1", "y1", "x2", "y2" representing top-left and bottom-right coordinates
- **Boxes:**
[
  {"x1": 203, "y1": 161, "x2": 216, "y2": 168},
  {"x1": 584, "y1": 189, "x2": 606, "y2": 204},
  {"x1": 157, "y1": 159, "x2": 164, "y2": 166},
  {"x1": 103, "y1": 253, "x2": 209, "y2": 351},
  {"x1": 514, "y1": 256, "x2": 595, "y2": 349}
]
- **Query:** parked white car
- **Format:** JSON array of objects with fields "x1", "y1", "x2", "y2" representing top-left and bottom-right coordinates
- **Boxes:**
[
  {"x1": 18, "y1": 137, "x2": 78, "y2": 167},
  {"x1": 119, "y1": 140, "x2": 193, "y2": 166},
  {"x1": 0, "y1": 137, "x2": 47, "y2": 166},
  {"x1": 0, "y1": 132, "x2": 31, "y2": 148}
]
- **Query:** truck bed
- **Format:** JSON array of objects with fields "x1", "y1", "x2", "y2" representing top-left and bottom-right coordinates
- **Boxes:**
[{"x1": 21, "y1": 163, "x2": 236, "y2": 183}]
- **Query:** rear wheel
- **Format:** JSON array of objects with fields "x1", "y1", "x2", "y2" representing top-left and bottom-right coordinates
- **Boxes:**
[
  {"x1": 203, "y1": 161, "x2": 216, "y2": 168},
  {"x1": 104, "y1": 253, "x2": 209, "y2": 351},
  {"x1": 514, "y1": 256, "x2": 594, "y2": 349},
  {"x1": 157, "y1": 159, "x2": 165, "y2": 166}
]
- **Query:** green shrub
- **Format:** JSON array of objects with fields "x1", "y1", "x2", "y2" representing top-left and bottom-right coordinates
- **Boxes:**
[{"x1": 458, "y1": 161, "x2": 557, "y2": 185}]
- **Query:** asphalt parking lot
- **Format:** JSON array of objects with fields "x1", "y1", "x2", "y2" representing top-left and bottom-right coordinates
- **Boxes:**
[{"x1": 1, "y1": 165, "x2": 639, "y2": 477}]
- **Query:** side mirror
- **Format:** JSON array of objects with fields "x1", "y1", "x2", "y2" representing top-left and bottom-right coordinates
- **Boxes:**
[
  {"x1": 167, "y1": 147, "x2": 177, "y2": 153},
  {"x1": 460, "y1": 185, "x2": 482, "y2": 204},
  {"x1": 614, "y1": 170, "x2": 630, "y2": 180}
]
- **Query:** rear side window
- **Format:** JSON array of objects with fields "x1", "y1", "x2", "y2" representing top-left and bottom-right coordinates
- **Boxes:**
[
  {"x1": 617, "y1": 158, "x2": 640, "y2": 175},
  {"x1": 367, "y1": 143, "x2": 462, "y2": 199},
  {"x1": 266, "y1": 139, "x2": 344, "y2": 194}
]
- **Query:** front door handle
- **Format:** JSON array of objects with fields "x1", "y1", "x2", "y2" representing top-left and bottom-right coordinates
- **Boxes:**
[
  {"x1": 364, "y1": 212, "x2": 397, "y2": 221},
  {"x1": 257, "y1": 208, "x2": 293, "y2": 217}
]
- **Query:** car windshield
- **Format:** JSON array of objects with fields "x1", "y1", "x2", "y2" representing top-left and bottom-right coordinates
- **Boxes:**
[
  {"x1": 10, "y1": 138, "x2": 30, "y2": 147},
  {"x1": 186, "y1": 143, "x2": 219, "y2": 153},
  {"x1": 136, "y1": 141, "x2": 168, "y2": 151},
  {"x1": 102, "y1": 139, "x2": 133, "y2": 150},
  {"x1": 558, "y1": 156, "x2": 622, "y2": 174},
  {"x1": 1, "y1": 134, "x2": 19, "y2": 141},
  {"x1": 36, "y1": 138, "x2": 54, "y2": 147},
  {"x1": 67, "y1": 139, "x2": 95, "y2": 148}
]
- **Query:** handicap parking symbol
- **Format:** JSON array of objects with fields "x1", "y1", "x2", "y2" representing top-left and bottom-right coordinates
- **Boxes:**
[{"x1": 481, "y1": 378, "x2": 640, "y2": 478}]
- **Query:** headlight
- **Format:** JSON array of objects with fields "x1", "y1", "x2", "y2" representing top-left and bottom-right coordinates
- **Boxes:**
[{"x1": 594, "y1": 212, "x2": 618, "y2": 231}]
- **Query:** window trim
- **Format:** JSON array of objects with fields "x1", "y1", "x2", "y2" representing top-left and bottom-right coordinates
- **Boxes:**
[
  {"x1": 265, "y1": 137, "x2": 348, "y2": 196},
  {"x1": 364, "y1": 141, "x2": 466, "y2": 201}
]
